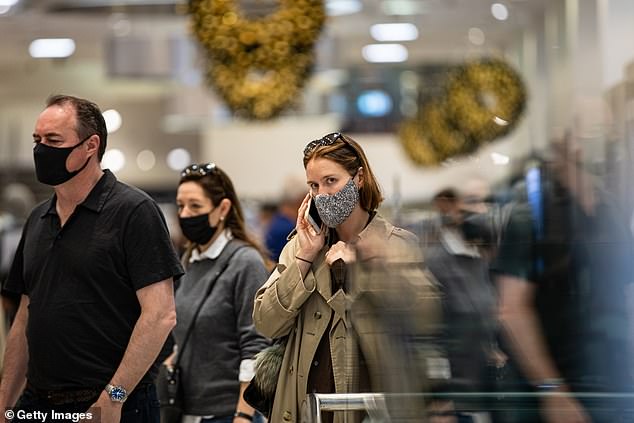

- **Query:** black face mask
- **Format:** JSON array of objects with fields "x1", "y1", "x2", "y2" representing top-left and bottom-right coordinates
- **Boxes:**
[
  {"x1": 33, "y1": 136, "x2": 91, "y2": 186},
  {"x1": 179, "y1": 213, "x2": 217, "y2": 245},
  {"x1": 460, "y1": 211, "x2": 494, "y2": 245}
]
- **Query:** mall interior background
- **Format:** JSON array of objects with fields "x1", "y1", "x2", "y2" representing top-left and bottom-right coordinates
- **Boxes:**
[{"x1": 1, "y1": 0, "x2": 634, "y2": 232}]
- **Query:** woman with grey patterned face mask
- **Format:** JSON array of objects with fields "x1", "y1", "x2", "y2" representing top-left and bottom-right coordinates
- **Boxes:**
[{"x1": 252, "y1": 132, "x2": 440, "y2": 423}]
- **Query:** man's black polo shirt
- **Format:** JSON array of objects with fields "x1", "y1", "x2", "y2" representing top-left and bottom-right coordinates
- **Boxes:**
[{"x1": 5, "y1": 170, "x2": 184, "y2": 390}]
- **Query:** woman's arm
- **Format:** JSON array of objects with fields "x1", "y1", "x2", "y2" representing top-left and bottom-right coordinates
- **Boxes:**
[
  {"x1": 253, "y1": 239, "x2": 321, "y2": 338},
  {"x1": 253, "y1": 194, "x2": 325, "y2": 339}
]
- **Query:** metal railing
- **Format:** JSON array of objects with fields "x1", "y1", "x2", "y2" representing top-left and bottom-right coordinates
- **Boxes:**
[{"x1": 303, "y1": 391, "x2": 634, "y2": 423}]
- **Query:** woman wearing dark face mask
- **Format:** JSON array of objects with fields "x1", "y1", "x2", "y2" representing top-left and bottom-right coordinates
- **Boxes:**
[
  {"x1": 252, "y1": 133, "x2": 440, "y2": 423},
  {"x1": 168, "y1": 163, "x2": 270, "y2": 423}
]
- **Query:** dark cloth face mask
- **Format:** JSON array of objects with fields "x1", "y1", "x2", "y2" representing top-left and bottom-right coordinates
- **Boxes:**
[
  {"x1": 314, "y1": 176, "x2": 360, "y2": 228},
  {"x1": 33, "y1": 136, "x2": 91, "y2": 186},
  {"x1": 179, "y1": 213, "x2": 217, "y2": 245}
]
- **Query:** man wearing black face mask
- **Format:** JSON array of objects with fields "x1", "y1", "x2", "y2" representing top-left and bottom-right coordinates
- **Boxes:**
[
  {"x1": 424, "y1": 188, "x2": 504, "y2": 404},
  {"x1": 0, "y1": 95, "x2": 184, "y2": 423}
]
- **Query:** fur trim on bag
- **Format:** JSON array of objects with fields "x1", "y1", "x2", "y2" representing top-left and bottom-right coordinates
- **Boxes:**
[{"x1": 253, "y1": 339, "x2": 286, "y2": 398}]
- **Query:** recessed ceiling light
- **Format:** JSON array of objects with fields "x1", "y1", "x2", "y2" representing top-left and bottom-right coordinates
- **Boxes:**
[
  {"x1": 362, "y1": 44, "x2": 408, "y2": 63},
  {"x1": 29, "y1": 38, "x2": 76, "y2": 59},
  {"x1": 468, "y1": 27, "x2": 486, "y2": 45},
  {"x1": 102, "y1": 109, "x2": 122, "y2": 134},
  {"x1": 136, "y1": 150, "x2": 156, "y2": 171},
  {"x1": 102, "y1": 149, "x2": 126, "y2": 172},
  {"x1": 166, "y1": 148, "x2": 191, "y2": 171},
  {"x1": 491, "y1": 3, "x2": 509, "y2": 21},
  {"x1": 370, "y1": 23, "x2": 418, "y2": 42},
  {"x1": 381, "y1": 0, "x2": 425, "y2": 15},
  {"x1": 326, "y1": 0, "x2": 362, "y2": 16}
]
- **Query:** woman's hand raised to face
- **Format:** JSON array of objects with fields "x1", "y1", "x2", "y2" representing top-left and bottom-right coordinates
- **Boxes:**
[
  {"x1": 325, "y1": 241, "x2": 356, "y2": 267},
  {"x1": 296, "y1": 193, "x2": 325, "y2": 261}
]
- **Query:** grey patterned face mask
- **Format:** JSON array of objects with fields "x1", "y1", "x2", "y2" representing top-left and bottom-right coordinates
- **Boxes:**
[{"x1": 314, "y1": 176, "x2": 359, "y2": 228}]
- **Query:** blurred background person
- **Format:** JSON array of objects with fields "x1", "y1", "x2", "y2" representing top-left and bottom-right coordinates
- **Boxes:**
[
  {"x1": 264, "y1": 174, "x2": 306, "y2": 263},
  {"x1": 253, "y1": 132, "x2": 439, "y2": 423},
  {"x1": 423, "y1": 186, "x2": 503, "y2": 419},
  {"x1": 0, "y1": 183, "x2": 36, "y2": 327},
  {"x1": 168, "y1": 162, "x2": 270, "y2": 423},
  {"x1": 494, "y1": 134, "x2": 634, "y2": 423}
]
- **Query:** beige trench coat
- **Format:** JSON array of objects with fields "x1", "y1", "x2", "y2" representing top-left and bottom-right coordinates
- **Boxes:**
[{"x1": 253, "y1": 215, "x2": 440, "y2": 423}]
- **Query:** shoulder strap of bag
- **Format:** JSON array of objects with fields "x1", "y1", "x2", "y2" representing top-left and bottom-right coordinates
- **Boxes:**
[{"x1": 174, "y1": 240, "x2": 247, "y2": 365}]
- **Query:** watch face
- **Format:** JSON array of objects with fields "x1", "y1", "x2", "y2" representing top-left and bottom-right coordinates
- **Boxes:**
[{"x1": 110, "y1": 386, "x2": 127, "y2": 402}]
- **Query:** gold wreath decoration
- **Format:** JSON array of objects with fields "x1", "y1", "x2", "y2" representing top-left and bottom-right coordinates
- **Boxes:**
[
  {"x1": 399, "y1": 58, "x2": 527, "y2": 167},
  {"x1": 445, "y1": 58, "x2": 527, "y2": 143},
  {"x1": 189, "y1": 0, "x2": 326, "y2": 120},
  {"x1": 399, "y1": 102, "x2": 473, "y2": 166}
]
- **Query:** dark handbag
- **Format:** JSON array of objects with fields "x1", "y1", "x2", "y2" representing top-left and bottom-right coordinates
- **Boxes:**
[
  {"x1": 243, "y1": 337, "x2": 287, "y2": 418},
  {"x1": 158, "y1": 242, "x2": 246, "y2": 423},
  {"x1": 158, "y1": 364, "x2": 183, "y2": 423}
]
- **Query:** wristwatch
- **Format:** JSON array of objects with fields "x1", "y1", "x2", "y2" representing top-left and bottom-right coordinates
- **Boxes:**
[
  {"x1": 534, "y1": 378, "x2": 565, "y2": 393},
  {"x1": 105, "y1": 384, "x2": 129, "y2": 403}
]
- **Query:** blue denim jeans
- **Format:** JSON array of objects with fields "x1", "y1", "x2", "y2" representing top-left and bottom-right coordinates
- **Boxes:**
[{"x1": 13, "y1": 383, "x2": 160, "y2": 423}]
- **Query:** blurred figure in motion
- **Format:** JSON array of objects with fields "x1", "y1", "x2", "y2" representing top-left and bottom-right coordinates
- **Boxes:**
[
  {"x1": 424, "y1": 187, "x2": 503, "y2": 397},
  {"x1": 264, "y1": 174, "x2": 306, "y2": 263},
  {"x1": 252, "y1": 132, "x2": 440, "y2": 423},
  {"x1": 169, "y1": 162, "x2": 270, "y2": 423},
  {"x1": 0, "y1": 183, "x2": 36, "y2": 326},
  {"x1": 494, "y1": 134, "x2": 634, "y2": 423}
]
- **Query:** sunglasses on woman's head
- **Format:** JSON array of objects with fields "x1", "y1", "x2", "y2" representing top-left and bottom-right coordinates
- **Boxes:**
[
  {"x1": 180, "y1": 162, "x2": 217, "y2": 178},
  {"x1": 303, "y1": 132, "x2": 344, "y2": 157}
]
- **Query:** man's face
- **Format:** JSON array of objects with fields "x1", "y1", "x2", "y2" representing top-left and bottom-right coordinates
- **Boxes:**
[{"x1": 33, "y1": 105, "x2": 88, "y2": 172}]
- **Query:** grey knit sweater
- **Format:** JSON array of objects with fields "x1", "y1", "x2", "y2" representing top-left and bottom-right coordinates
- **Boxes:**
[{"x1": 173, "y1": 241, "x2": 270, "y2": 416}]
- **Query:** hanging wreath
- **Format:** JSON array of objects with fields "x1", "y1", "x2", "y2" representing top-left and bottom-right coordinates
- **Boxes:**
[
  {"x1": 189, "y1": 0, "x2": 326, "y2": 120},
  {"x1": 399, "y1": 58, "x2": 527, "y2": 167},
  {"x1": 399, "y1": 118, "x2": 440, "y2": 166},
  {"x1": 399, "y1": 102, "x2": 474, "y2": 166},
  {"x1": 445, "y1": 58, "x2": 527, "y2": 143}
]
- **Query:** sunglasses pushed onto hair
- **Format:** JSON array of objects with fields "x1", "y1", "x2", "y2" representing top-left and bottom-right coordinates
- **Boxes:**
[
  {"x1": 303, "y1": 132, "x2": 344, "y2": 157},
  {"x1": 181, "y1": 162, "x2": 217, "y2": 178}
]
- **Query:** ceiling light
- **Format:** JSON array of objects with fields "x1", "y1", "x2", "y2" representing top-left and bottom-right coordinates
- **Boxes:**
[
  {"x1": 102, "y1": 109, "x2": 122, "y2": 134},
  {"x1": 0, "y1": 0, "x2": 18, "y2": 6},
  {"x1": 29, "y1": 38, "x2": 76, "y2": 59},
  {"x1": 326, "y1": 0, "x2": 362, "y2": 16},
  {"x1": 362, "y1": 44, "x2": 408, "y2": 63},
  {"x1": 381, "y1": 0, "x2": 426, "y2": 15},
  {"x1": 102, "y1": 149, "x2": 126, "y2": 172},
  {"x1": 136, "y1": 150, "x2": 156, "y2": 171},
  {"x1": 468, "y1": 27, "x2": 485, "y2": 45},
  {"x1": 166, "y1": 148, "x2": 191, "y2": 171},
  {"x1": 370, "y1": 23, "x2": 418, "y2": 42},
  {"x1": 491, "y1": 152, "x2": 510, "y2": 165},
  {"x1": 491, "y1": 3, "x2": 509, "y2": 21}
]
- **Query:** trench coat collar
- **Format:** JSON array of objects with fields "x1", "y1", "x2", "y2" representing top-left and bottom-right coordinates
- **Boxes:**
[{"x1": 312, "y1": 213, "x2": 394, "y2": 319}]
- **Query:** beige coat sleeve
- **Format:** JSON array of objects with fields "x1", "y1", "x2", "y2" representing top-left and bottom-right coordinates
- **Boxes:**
[{"x1": 253, "y1": 237, "x2": 320, "y2": 339}]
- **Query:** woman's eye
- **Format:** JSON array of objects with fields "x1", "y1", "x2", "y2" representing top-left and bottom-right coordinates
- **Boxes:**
[{"x1": 326, "y1": 178, "x2": 336, "y2": 184}]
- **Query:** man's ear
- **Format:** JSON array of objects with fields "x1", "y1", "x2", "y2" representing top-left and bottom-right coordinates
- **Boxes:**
[{"x1": 86, "y1": 135, "x2": 100, "y2": 158}]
